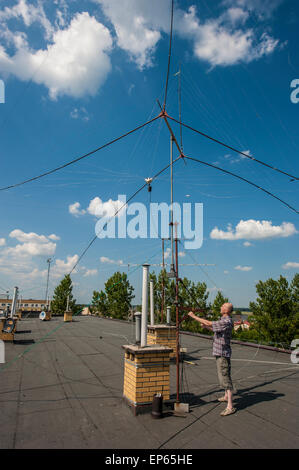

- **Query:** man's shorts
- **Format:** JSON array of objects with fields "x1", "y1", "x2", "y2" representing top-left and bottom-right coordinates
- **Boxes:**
[{"x1": 215, "y1": 356, "x2": 233, "y2": 391}]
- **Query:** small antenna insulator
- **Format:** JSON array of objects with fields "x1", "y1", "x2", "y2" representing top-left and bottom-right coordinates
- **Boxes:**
[{"x1": 145, "y1": 177, "x2": 153, "y2": 192}]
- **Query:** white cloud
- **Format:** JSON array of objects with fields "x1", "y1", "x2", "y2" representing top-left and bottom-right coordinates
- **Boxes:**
[
  {"x1": 87, "y1": 196, "x2": 125, "y2": 218},
  {"x1": 243, "y1": 241, "x2": 253, "y2": 247},
  {"x1": 0, "y1": 228, "x2": 78, "y2": 285},
  {"x1": 0, "y1": 0, "x2": 281, "y2": 99},
  {"x1": 51, "y1": 255, "x2": 79, "y2": 278},
  {"x1": 226, "y1": 149, "x2": 253, "y2": 164},
  {"x1": 0, "y1": 254, "x2": 47, "y2": 282},
  {"x1": 225, "y1": 7, "x2": 249, "y2": 25},
  {"x1": 193, "y1": 22, "x2": 278, "y2": 67},
  {"x1": 240, "y1": 149, "x2": 252, "y2": 160},
  {"x1": 193, "y1": 19, "x2": 250, "y2": 66},
  {"x1": 100, "y1": 256, "x2": 123, "y2": 265},
  {"x1": 70, "y1": 107, "x2": 90, "y2": 122},
  {"x1": 0, "y1": 229, "x2": 57, "y2": 287},
  {"x1": 69, "y1": 196, "x2": 126, "y2": 219},
  {"x1": 5, "y1": 241, "x2": 56, "y2": 257},
  {"x1": 234, "y1": 265, "x2": 252, "y2": 271},
  {"x1": 176, "y1": 5, "x2": 279, "y2": 68},
  {"x1": 164, "y1": 247, "x2": 185, "y2": 260},
  {"x1": 0, "y1": 238, "x2": 6, "y2": 246},
  {"x1": 23, "y1": 254, "x2": 78, "y2": 281},
  {"x1": 26, "y1": 267, "x2": 47, "y2": 279},
  {"x1": 95, "y1": 0, "x2": 279, "y2": 70},
  {"x1": 69, "y1": 202, "x2": 86, "y2": 217},
  {"x1": 83, "y1": 268, "x2": 98, "y2": 277},
  {"x1": 6, "y1": 229, "x2": 57, "y2": 257},
  {"x1": 223, "y1": 0, "x2": 283, "y2": 20},
  {"x1": 54, "y1": 0, "x2": 69, "y2": 28},
  {"x1": 0, "y1": 0, "x2": 53, "y2": 40},
  {"x1": 210, "y1": 220, "x2": 297, "y2": 240},
  {"x1": 0, "y1": 12, "x2": 113, "y2": 99},
  {"x1": 48, "y1": 234, "x2": 60, "y2": 241},
  {"x1": 70, "y1": 109, "x2": 79, "y2": 120},
  {"x1": 282, "y1": 262, "x2": 299, "y2": 270},
  {"x1": 96, "y1": 0, "x2": 168, "y2": 69},
  {"x1": 9, "y1": 229, "x2": 49, "y2": 244},
  {"x1": 224, "y1": 270, "x2": 229, "y2": 274},
  {"x1": 164, "y1": 248, "x2": 171, "y2": 260}
]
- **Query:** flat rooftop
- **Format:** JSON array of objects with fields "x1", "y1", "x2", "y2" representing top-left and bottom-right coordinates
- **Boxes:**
[{"x1": 0, "y1": 316, "x2": 298, "y2": 449}]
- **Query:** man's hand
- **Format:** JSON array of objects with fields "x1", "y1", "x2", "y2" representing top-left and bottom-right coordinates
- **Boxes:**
[
  {"x1": 187, "y1": 312, "x2": 212, "y2": 329},
  {"x1": 188, "y1": 311, "x2": 197, "y2": 320}
]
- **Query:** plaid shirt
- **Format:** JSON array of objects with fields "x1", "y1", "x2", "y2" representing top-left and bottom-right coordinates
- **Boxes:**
[{"x1": 212, "y1": 316, "x2": 233, "y2": 357}]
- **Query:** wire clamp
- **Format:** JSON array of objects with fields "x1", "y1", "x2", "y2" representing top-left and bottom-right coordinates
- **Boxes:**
[{"x1": 158, "y1": 109, "x2": 170, "y2": 119}]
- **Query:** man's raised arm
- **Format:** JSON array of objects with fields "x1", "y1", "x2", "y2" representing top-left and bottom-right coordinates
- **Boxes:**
[{"x1": 188, "y1": 311, "x2": 213, "y2": 331}]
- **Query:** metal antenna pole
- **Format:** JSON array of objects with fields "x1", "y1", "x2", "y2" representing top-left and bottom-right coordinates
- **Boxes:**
[
  {"x1": 178, "y1": 65, "x2": 183, "y2": 153},
  {"x1": 161, "y1": 238, "x2": 165, "y2": 323},
  {"x1": 174, "y1": 224, "x2": 180, "y2": 404},
  {"x1": 45, "y1": 258, "x2": 52, "y2": 310},
  {"x1": 174, "y1": 66, "x2": 183, "y2": 153},
  {"x1": 170, "y1": 135, "x2": 175, "y2": 273}
]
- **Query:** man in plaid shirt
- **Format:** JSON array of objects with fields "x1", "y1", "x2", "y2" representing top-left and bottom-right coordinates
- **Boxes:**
[{"x1": 188, "y1": 303, "x2": 236, "y2": 416}]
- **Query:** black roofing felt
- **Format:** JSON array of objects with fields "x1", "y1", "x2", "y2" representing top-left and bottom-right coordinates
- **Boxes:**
[{"x1": 0, "y1": 316, "x2": 298, "y2": 449}]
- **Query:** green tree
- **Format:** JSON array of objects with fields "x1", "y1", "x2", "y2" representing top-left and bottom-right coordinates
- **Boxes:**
[
  {"x1": 249, "y1": 275, "x2": 298, "y2": 348},
  {"x1": 186, "y1": 280, "x2": 210, "y2": 311},
  {"x1": 290, "y1": 273, "x2": 299, "y2": 310},
  {"x1": 179, "y1": 279, "x2": 210, "y2": 333},
  {"x1": 51, "y1": 275, "x2": 78, "y2": 315},
  {"x1": 290, "y1": 273, "x2": 299, "y2": 339},
  {"x1": 105, "y1": 271, "x2": 134, "y2": 319},
  {"x1": 91, "y1": 290, "x2": 108, "y2": 316}
]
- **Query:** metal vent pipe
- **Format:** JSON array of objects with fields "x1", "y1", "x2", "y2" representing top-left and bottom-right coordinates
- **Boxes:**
[
  {"x1": 11, "y1": 287, "x2": 18, "y2": 318},
  {"x1": 166, "y1": 306, "x2": 171, "y2": 325},
  {"x1": 141, "y1": 264, "x2": 150, "y2": 347},
  {"x1": 134, "y1": 312, "x2": 141, "y2": 344},
  {"x1": 150, "y1": 280, "x2": 155, "y2": 326}
]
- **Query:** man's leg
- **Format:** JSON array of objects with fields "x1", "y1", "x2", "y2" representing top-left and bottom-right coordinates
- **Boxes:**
[
  {"x1": 225, "y1": 358, "x2": 233, "y2": 409},
  {"x1": 226, "y1": 389, "x2": 233, "y2": 410},
  {"x1": 219, "y1": 357, "x2": 235, "y2": 412},
  {"x1": 216, "y1": 356, "x2": 225, "y2": 390},
  {"x1": 216, "y1": 357, "x2": 228, "y2": 400}
]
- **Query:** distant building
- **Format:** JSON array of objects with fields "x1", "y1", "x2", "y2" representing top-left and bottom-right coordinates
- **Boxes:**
[
  {"x1": 82, "y1": 307, "x2": 91, "y2": 315},
  {"x1": 0, "y1": 299, "x2": 48, "y2": 313},
  {"x1": 234, "y1": 320, "x2": 251, "y2": 331}
]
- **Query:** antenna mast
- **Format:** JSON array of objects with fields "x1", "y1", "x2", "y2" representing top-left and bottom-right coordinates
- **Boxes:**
[{"x1": 45, "y1": 258, "x2": 52, "y2": 311}]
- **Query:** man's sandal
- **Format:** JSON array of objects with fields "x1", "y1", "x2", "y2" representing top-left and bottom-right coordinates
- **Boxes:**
[
  {"x1": 220, "y1": 407, "x2": 236, "y2": 416},
  {"x1": 217, "y1": 396, "x2": 227, "y2": 402}
]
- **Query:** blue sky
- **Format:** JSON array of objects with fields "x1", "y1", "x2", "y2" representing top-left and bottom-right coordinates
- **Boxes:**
[{"x1": 0, "y1": 0, "x2": 298, "y2": 307}]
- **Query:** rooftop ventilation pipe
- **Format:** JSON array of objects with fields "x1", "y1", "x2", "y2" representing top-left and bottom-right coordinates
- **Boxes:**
[
  {"x1": 150, "y1": 280, "x2": 155, "y2": 326},
  {"x1": 141, "y1": 264, "x2": 149, "y2": 347}
]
